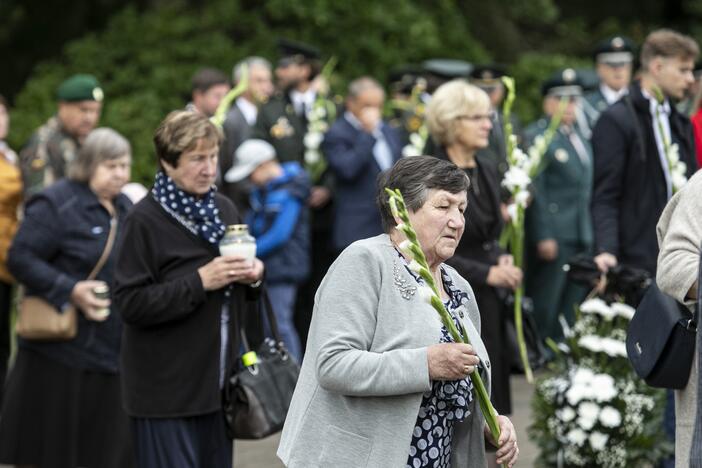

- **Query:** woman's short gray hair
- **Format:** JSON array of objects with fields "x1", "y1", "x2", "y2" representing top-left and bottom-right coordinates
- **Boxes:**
[
  {"x1": 68, "y1": 127, "x2": 131, "y2": 182},
  {"x1": 426, "y1": 80, "x2": 490, "y2": 146},
  {"x1": 376, "y1": 156, "x2": 469, "y2": 232}
]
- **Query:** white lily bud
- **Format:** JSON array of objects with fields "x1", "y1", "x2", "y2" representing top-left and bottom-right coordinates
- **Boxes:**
[{"x1": 389, "y1": 197, "x2": 399, "y2": 219}]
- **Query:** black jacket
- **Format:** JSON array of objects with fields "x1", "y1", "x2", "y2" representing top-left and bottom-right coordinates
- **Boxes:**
[
  {"x1": 113, "y1": 193, "x2": 261, "y2": 417},
  {"x1": 591, "y1": 82, "x2": 698, "y2": 275},
  {"x1": 8, "y1": 179, "x2": 132, "y2": 372}
]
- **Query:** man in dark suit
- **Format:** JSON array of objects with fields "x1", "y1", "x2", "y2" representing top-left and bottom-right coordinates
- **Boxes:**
[
  {"x1": 322, "y1": 77, "x2": 402, "y2": 253},
  {"x1": 219, "y1": 57, "x2": 274, "y2": 210},
  {"x1": 592, "y1": 29, "x2": 699, "y2": 278}
]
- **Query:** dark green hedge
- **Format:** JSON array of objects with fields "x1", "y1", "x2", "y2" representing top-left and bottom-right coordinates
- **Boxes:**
[{"x1": 8, "y1": 0, "x2": 588, "y2": 184}]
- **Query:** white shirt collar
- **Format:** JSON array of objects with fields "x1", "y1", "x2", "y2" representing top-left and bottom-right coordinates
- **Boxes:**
[
  {"x1": 290, "y1": 89, "x2": 316, "y2": 111},
  {"x1": 599, "y1": 83, "x2": 628, "y2": 105},
  {"x1": 235, "y1": 97, "x2": 258, "y2": 126}
]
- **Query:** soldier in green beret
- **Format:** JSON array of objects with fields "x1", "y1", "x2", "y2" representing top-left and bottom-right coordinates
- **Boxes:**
[
  {"x1": 19, "y1": 73, "x2": 103, "y2": 197},
  {"x1": 524, "y1": 69, "x2": 594, "y2": 343}
]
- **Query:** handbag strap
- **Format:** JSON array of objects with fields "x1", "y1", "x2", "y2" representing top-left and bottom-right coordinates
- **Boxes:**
[
  {"x1": 234, "y1": 285, "x2": 286, "y2": 355},
  {"x1": 86, "y1": 207, "x2": 118, "y2": 281}
]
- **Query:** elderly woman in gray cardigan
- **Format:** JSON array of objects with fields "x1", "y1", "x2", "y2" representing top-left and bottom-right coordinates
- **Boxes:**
[
  {"x1": 278, "y1": 156, "x2": 518, "y2": 468},
  {"x1": 657, "y1": 170, "x2": 702, "y2": 468}
]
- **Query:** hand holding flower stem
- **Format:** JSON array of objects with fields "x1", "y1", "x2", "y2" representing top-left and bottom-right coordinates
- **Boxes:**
[{"x1": 386, "y1": 188, "x2": 503, "y2": 458}]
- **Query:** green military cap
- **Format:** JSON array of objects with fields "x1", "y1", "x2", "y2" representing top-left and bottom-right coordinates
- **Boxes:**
[
  {"x1": 56, "y1": 74, "x2": 104, "y2": 102},
  {"x1": 541, "y1": 68, "x2": 583, "y2": 97}
]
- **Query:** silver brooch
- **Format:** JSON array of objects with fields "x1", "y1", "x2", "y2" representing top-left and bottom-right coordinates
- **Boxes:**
[{"x1": 393, "y1": 261, "x2": 417, "y2": 300}]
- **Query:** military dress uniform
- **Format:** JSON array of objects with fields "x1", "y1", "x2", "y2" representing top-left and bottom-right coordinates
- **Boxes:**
[
  {"x1": 581, "y1": 36, "x2": 635, "y2": 133},
  {"x1": 19, "y1": 74, "x2": 103, "y2": 197},
  {"x1": 525, "y1": 70, "x2": 594, "y2": 343}
]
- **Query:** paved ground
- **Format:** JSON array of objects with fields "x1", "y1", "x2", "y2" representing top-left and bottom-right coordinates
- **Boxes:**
[{"x1": 233, "y1": 374, "x2": 538, "y2": 467}]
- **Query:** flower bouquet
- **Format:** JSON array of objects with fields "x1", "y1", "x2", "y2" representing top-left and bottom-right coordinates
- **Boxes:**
[
  {"x1": 529, "y1": 297, "x2": 671, "y2": 467},
  {"x1": 304, "y1": 56, "x2": 338, "y2": 183}
]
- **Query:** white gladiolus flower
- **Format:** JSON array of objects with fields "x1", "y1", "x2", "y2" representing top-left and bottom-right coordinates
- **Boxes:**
[
  {"x1": 506, "y1": 203, "x2": 519, "y2": 226},
  {"x1": 398, "y1": 240, "x2": 413, "y2": 257},
  {"x1": 408, "y1": 259, "x2": 423, "y2": 274},
  {"x1": 589, "y1": 432, "x2": 608, "y2": 451},
  {"x1": 567, "y1": 428, "x2": 587, "y2": 446},
  {"x1": 389, "y1": 196, "x2": 399, "y2": 218},
  {"x1": 558, "y1": 407, "x2": 576, "y2": 422},
  {"x1": 610, "y1": 302, "x2": 635, "y2": 320},
  {"x1": 402, "y1": 144, "x2": 421, "y2": 158},
  {"x1": 303, "y1": 131, "x2": 323, "y2": 150},
  {"x1": 515, "y1": 190, "x2": 530, "y2": 208},
  {"x1": 409, "y1": 133, "x2": 424, "y2": 148},
  {"x1": 417, "y1": 286, "x2": 435, "y2": 304},
  {"x1": 599, "y1": 406, "x2": 622, "y2": 428},
  {"x1": 304, "y1": 150, "x2": 320, "y2": 164},
  {"x1": 502, "y1": 166, "x2": 531, "y2": 192}
]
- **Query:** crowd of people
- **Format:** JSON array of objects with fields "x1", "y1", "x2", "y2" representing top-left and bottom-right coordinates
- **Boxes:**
[{"x1": 0, "y1": 26, "x2": 700, "y2": 468}]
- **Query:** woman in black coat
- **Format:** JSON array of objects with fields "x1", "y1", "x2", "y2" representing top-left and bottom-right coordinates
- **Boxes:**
[
  {"x1": 426, "y1": 80, "x2": 523, "y2": 417},
  {"x1": 0, "y1": 128, "x2": 134, "y2": 468},
  {"x1": 113, "y1": 111, "x2": 265, "y2": 468}
]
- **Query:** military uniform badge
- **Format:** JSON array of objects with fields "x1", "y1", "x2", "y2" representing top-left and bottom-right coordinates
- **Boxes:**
[{"x1": 270, "y1": 116, "x2": 294, "y2": 139}]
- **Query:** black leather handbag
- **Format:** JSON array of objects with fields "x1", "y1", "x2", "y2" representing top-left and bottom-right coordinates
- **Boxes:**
[
  {"x1": 223, "y1": 289, "x2": 300, "y2": 440},
  {"x1": 626, "y1": 252, "x2": 701, "y2": 389}
]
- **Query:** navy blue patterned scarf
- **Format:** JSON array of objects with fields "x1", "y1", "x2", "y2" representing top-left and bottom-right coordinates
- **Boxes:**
[{"x1": 152, "y1": 171, "x2": 226, "y2": 245}]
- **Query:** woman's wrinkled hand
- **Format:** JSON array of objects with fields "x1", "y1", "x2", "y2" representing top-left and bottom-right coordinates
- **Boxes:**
[
  {"x1": 427, "y1": 343, "x2": 480, "y2": 380},
  {"x1": 485, "y1": 415, "x2": 519, "y2": 467},
  {"x1": 71, "y1": 280, "x2": 111, "y2": 321},
  {"x1": 198, "y1": 256, "x2": 264, "y2": 291}
]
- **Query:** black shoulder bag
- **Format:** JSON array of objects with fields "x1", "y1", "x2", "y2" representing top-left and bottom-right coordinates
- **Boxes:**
[
  {"x1": 223, "y1": 287, "x2": 300, "y2": 439},
  {"x1": 626, "y1": 249, "x2": 702, "y2": 389}
]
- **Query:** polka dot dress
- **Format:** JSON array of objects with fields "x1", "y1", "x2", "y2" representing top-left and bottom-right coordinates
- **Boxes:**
[
  {"x1": 398, "y1": 252, "x2": 474, "y2": 468},
  {"x1": 152, "y1": 171, "x2": 226, "y2": 245}
]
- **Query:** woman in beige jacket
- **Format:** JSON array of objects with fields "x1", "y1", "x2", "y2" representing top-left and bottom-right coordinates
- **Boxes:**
[{"x1": 656, "y1": 169, "x2": 702, "y2": 468}]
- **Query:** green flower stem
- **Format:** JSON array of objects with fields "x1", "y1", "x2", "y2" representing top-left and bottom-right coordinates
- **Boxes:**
[
  {"x1": 511, "y1": 205, "x2": 533, "y2": 383},
  {"x1": 210, "y1": 64, "x2": 249, "y2": 129},
  {"x1": 501, "y1": 77, "x2": 516, "y2": 160},
  {"x1": 385, "y1": 188, "x2": 504, "y2": 463}
]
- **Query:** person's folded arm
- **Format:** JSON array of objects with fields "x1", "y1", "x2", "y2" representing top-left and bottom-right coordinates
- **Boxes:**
[
  {"x1": 315, "y1": 244, "x2": 431, "y2": 397},
  {"x1": 113, "y1": 214, "x2": 208, "y2": 327}
]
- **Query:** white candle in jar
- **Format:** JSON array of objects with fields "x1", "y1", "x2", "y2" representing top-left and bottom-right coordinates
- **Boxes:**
[{"x1": 219, "y1": 242, "x2": 257, "y2": 260}]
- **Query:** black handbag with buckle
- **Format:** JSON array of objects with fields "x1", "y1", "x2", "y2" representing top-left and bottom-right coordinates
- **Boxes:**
[
  {"x1": 626, "y1": 251, "x2": 701, "y2": 389},
  {"x1": 223, "y1": 288, "x2": 300, "y2": 440}
]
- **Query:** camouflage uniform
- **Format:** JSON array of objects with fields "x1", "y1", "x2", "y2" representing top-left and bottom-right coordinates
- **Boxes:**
[{"x1": 19, "y1": 116, "x2": 80, "y2": 198}]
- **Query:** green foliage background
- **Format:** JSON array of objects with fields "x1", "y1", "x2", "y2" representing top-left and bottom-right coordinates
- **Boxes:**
[{"x1": 6, "y1": 0, "x2": 702, "y2": 183}]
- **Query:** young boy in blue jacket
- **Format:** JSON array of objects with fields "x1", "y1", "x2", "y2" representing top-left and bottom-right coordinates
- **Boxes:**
[{"x1": 225, "y1": 139, "x2": 310, "y2": 362}]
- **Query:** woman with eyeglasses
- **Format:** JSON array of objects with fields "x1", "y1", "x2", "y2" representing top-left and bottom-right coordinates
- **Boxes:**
[{"x1": 426, "y1": 80, "x2": 522, "y2": 445}]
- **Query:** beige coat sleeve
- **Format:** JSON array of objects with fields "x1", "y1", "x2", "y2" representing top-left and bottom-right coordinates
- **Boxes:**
[{"x1": 656, "y1": 171, "x2": 702, "y2": 304}]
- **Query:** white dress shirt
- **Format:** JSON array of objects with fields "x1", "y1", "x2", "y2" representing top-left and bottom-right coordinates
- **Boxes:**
[
  {"x1": 235, "y1": 97, "x2": 258, "y2": 126},
  {"x1": 642, "y1": 88, "x2": 673, "y2": 199},
  {"x1": 600, "y1": 83, "x2": 628, "y2": 105},
  {"x1": 290, "y1": 89, "x2": 316, "y2": 116}
]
